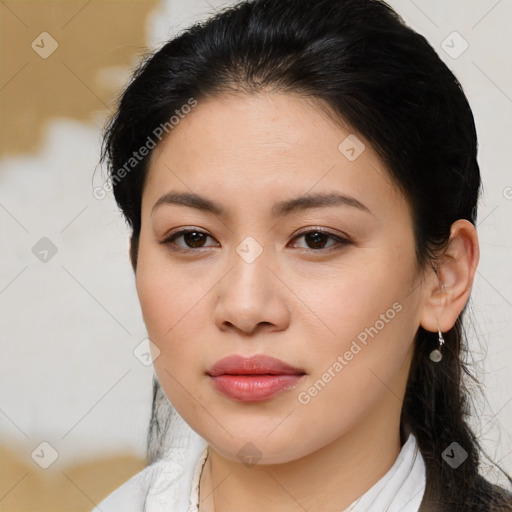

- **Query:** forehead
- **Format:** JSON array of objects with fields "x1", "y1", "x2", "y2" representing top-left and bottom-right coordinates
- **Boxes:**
[{"x1": 143, "y1": 92, "x2": 406, "y2": 219}]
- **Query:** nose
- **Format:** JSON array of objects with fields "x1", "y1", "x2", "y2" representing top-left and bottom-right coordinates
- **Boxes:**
[{"x1": 214, "y1": 246, "x2": 290, "y2": 336}]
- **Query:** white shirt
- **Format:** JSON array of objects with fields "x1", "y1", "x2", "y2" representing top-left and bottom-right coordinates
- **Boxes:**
[{"x1": 92, "y1": 410, "x2": 426, "y2": 512}]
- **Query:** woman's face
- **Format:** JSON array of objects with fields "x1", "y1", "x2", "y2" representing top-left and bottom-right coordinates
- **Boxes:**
[{"x1": 136, "y1": 92, "x2": 430, "y2": 464}]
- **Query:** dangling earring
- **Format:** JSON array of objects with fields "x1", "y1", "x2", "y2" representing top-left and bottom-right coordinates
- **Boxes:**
[{"x1": 429, "y1": 324, "x2": 445, "y2": 362}]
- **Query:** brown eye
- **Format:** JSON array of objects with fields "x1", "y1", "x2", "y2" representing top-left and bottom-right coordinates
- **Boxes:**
[
  {"x1": 160, "y1": 229, "x2": 218, "y2": 251},
  {"x1": 179, "y1": 231, "x2": 208, "y2": 248},
  {"x1": 291, "y1": 230, "x2": 350, "y2": 251}
]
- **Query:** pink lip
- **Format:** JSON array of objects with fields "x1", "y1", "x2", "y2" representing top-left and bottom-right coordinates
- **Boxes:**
[{"x1": 206, "y1": 354, "x2": 306, "y2": 402}]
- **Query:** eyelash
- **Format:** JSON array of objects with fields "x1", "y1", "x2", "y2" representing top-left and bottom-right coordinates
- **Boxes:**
[{"x1": 159, "y1": 228, "x2": 351, "y2": 254}]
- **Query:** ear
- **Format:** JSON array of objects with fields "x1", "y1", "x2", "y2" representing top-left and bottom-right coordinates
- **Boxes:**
[{"x1": 419, "y1": 219, "x2": 480, "y2": 333}]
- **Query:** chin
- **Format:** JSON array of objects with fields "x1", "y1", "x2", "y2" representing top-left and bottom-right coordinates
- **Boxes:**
[{"x1": 199, "y1": 424, "x2": 319, "y2": 466}]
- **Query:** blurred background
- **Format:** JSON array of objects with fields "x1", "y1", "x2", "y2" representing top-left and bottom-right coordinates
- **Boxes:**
[{"x1": 0, "y1": 0, "x2": 511, "y2": 510}]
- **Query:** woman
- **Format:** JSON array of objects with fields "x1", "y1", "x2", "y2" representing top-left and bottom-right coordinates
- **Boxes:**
[{"x1": 95, "y1": 0, "x2": 512, "y2": 510}]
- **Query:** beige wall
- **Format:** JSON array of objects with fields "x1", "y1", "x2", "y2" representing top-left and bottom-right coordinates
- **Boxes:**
[
  {"x1": 0, "y1": 0, "x2": 159, "y2": 158},
  {"x1": 1, "y1": 1, "x2": 156, "y2": 510}
]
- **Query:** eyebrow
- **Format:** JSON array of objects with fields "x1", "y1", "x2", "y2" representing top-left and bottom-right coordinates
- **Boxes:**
[{"x1": 151, "y1": 191, "x2": 372, "y2": 217}]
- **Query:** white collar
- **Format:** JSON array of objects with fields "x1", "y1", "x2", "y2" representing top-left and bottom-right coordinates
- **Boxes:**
[{"x1": 340, "y1": 432, "x2": 426, "y2": 511}]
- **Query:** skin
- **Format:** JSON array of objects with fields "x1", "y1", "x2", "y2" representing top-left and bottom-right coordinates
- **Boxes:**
[{"x1": 134, "y1": 92, "x2": 479, "y2": 512}]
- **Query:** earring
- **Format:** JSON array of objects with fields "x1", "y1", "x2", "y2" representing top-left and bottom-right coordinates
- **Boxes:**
[{"x1": 429, "y1": 324, "x2": 445, "y2": 362}]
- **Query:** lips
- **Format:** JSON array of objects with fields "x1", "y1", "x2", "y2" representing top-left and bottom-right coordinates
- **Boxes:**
[
  {"x1": 206, "y1": 354, "x2": 305, "y2": 377},
  {"x1": 206, "y1": 354, "x2": 306, "y2": 402}
]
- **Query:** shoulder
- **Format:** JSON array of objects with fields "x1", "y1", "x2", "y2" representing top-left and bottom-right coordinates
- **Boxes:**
[
  {"x1": 90, "y1": 464, "x2": 154, "y2": 512},
  {"x1": 90, "y1": 446, "x2": 203, "y2": 512},
  {"x1": 90, "y1": 423, "x2": 209, "y2": 512}
]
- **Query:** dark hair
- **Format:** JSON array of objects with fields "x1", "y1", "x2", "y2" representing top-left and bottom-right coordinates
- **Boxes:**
[{"x1": 100, "y1": 0, "x2": 512, "y2": 509}]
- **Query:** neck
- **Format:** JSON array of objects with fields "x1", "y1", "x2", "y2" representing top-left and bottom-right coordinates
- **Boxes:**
[{"x1": 198, "y1": 399, "x2": 404, "y2": 512}]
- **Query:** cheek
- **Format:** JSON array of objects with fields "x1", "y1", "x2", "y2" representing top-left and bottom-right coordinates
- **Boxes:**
[
  {"x1": 134, "y1": 251, "x2": 212, "y2": 374},
  {"x1": 293, "y1": 288, "x2": 414, "y2": 444},
  {"x1": 299, "y1": 260, "x2": 405, "y2": 343},
  {"x1": 135, "y1": 261, "x2": 208, "y2": 408},
  {"x1": 136, "y1": 272, "x2": 201, "y2": 350},
  {"x1": 135, "y1": 264, "x2": 171, "y2": 341},
  {"x1": 135, "y1": 242, "x2": 194, "y2": 339},
  {"x1": 296, "y1": 254, "x2": 416, "y2": 392}
]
